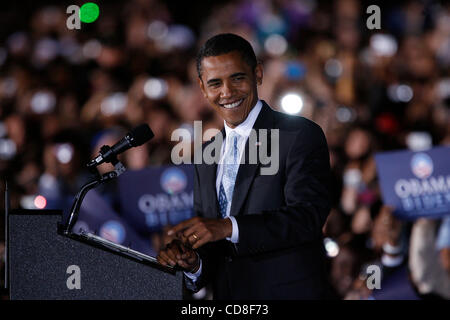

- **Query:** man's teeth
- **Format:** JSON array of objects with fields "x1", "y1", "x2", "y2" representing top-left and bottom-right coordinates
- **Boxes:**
[{"x1": 223, "y1": 99, "x2": 243, "y2": 109}]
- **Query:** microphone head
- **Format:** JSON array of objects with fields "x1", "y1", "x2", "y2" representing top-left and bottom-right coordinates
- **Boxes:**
[{"x1": 128, "y1": 124, "x2": 154, "y2": 146}]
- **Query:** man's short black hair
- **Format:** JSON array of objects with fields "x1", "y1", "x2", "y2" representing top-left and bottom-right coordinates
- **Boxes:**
[{"x1": 196, "y1": 33, "x2": 257, "y2": 78}]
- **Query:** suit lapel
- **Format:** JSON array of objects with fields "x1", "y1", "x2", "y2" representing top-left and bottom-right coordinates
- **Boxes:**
[
  {"x1": 229, "y1": 101, "x2": 275, "y2": 217},
  {"x1": 202, "y1": 162, "x2": 219, "y2": 219},
  {"x1": 202, "y1": 128, "x2": 225, "y2": 219}
]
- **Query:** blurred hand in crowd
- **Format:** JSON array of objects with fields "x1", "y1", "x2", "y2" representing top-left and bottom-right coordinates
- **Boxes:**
[{"x1": 371, "y1": 206, "x2": 403, "y2": 251}]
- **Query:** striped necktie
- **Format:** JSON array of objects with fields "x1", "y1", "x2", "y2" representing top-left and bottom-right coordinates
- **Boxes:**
[{"x1": 218, "y1": 132, "x2": 241, "y2": 218}]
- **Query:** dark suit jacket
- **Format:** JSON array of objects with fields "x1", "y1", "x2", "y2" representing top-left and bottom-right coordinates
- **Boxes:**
[{"x1": 186, "y1": 101, "x2": 332, "y2": 299}]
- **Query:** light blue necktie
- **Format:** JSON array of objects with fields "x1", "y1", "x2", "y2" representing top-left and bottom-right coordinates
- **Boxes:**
[{"x1": 218, "y1": 132, "x2": 241, "y2": 218}]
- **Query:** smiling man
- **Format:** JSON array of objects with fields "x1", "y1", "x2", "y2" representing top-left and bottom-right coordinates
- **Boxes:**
[
  {"x1": 198, "y1": 48, "x2": 262, "y2": 128},
  {"x1": 157, "y1": 33, "x2": 333, "y2": 299}
]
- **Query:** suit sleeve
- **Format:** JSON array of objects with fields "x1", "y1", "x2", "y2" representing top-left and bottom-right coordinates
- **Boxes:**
[
  {"x1": 184, "y1": 163, "x2": 218, "y2": 292},
  {"x1": 234, "y1": 122, "x2": 331, "y2": 256}
]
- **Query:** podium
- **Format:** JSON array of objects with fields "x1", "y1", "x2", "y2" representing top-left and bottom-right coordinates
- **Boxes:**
[{"x1": 8, "y1": 209, "x2": 183, "y2": 300}]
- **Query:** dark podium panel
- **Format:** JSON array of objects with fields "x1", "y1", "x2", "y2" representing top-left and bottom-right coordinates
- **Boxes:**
[{"x1": 9, "y1": 210, "x2": 182, "y2": 300}]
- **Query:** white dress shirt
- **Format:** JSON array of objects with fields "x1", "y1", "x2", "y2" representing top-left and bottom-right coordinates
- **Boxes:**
[
  {"x1": 216, "y1": 99, "x2": 263, "y2": 243},
  {"x1": 185, "y1": 99, "x2": 263, "y2": 280}
]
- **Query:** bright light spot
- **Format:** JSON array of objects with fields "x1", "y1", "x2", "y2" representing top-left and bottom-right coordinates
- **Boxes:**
[
  {"x1": 147, "y1": 20, "x2": 168, "y2": 41},
  {"x1": 39, "y1": 173, "x2": 58, "y2": 190},
  {"x1": 101, "y1": 92, "x2": 127, "y2": 116},
  {"x1": 34, "y1": 38, "x2": 59, "y2": 62},
  {"x1": 397, "y1": 85, "x2": 413, "y2": 102},
  {"x1": 144, "y1": 78, "x2": 168, "y2": 100},
  {"x1": 437, "y1": 78, "x2": 450, "y2": 100},
  {"x1": 343, "y1": 168, "x2": 362, "y2": 188},
  {"x1": 0, "y1": 138, "x2": 17, "y2": 160},
  {"x1": 324, "y1": 59, "x2": 343, "y2": 78},
  {"x1": 388, "y1": 84, "x2": 414, "y2": 103},
  {"x1": 281, "y1": 93, "x2": 303, "y2": 114},
  {"x1": 324, "y1": 238, "x2": 340, "y2": 258},
  {"x1": 370, "y1": 34, "x2": 398, "y2": 57},
  {"x1": 158, "y1": 25, "x2": 195, "y2": 51},
  {"x1": 30, "y1": 91, "x2": 56, "y2": 114},
  {"x1": 192, "y1": 287, "x2": 207, "y2": 300},
  {"x1": 336, "y1": 106, "x2": 356, "y2": 123},
  {"x1": 56, "y1": 143, "x2": 74, "y2": 164},
  {"x1": 20, "y1": 195, "x2": 36, "y2": 209},
  {"x1": 82, "y1": 39, "x2": 102, "y2": 59},
  {"x1": 34, "y1": 195, "x2": 47, "y2": 209},
  {"x1": 406, "y1": 132, "x2": 432, "y2": 151},
  {"x1": 264, "y1": 34, "x2": 288, "y2": 56}
]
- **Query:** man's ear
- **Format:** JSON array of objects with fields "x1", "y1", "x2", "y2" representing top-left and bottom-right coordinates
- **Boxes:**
[
  {"x1": 197, "y1": 77, "x2": 207, "y2": 98},
  {"x1": 255, "y1": 62, "x2": 263, "y2": 85}
]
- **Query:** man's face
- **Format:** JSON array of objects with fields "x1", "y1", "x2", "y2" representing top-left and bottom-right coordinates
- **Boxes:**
[{"x1": 198, "y1": 51, "x2": 263, "y2": 128}]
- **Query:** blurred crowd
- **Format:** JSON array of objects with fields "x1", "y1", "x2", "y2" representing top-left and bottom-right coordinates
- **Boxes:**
[{"x1": 1, "y1": 0, "x2": 450, "y2": 299}]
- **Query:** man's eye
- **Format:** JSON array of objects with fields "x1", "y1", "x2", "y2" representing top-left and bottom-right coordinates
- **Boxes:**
[{"x1": 209, "y1": 82, "x2": 220, "y2": 88}]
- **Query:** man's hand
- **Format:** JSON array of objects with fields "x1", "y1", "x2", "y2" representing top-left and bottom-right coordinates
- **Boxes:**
[
  {"x1": 157, "y1": 239, "x2": 200, "y2": 272},
  {"x1": 167, "y1": 217, "x2": 232, "y2": 249}
]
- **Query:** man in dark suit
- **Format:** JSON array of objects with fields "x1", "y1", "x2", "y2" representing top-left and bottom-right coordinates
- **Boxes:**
[{"x1": 157, "y1": 33, "x2": 332, "y2": 299}]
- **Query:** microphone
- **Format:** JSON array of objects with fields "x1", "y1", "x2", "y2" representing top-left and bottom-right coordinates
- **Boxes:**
[{"x1": 88, "y1": 124, "x2": 154, "y2": 168}]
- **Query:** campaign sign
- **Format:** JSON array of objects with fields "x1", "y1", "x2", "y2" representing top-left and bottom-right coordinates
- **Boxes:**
[
  {"x1": 375, "y1": 146, "x2": 450, "y2": 220},
  {"x1": 117, "y1": 164, "x2": 194, "y2": 234}
]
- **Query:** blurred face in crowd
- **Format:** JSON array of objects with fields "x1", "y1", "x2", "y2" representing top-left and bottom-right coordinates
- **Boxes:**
[
  {"x1": 330, "y1": 246, "x2": 358, "y2": 297},
  {"x1": 345, "y1": 128, "x2": 371, "y2": 160},
  {"x1": 198, "y1": 51, "x2": 263, "y2": 128}
]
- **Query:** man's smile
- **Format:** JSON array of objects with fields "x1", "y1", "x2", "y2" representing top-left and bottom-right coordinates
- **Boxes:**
[
  {"x1": 199, "y1": 50, "x2": 263, "y2": 128},
  {"x1": 219, "y1": 98, "x2": 244, "y2": 109}
]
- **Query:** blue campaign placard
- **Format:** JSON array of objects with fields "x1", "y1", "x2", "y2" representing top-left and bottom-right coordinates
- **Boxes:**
[
  {"x1": 375, "y1": 146, "x2": 450, "y2": 220},
  {"x1": 117, "y1": 164, "x2": 194, "y2": 234},
  {"x1": 76, "y1": 188, "x2": 157, "y2": 256},
  {"x1": 69, "y1": 164, "x2": 194, "y2": 256}
]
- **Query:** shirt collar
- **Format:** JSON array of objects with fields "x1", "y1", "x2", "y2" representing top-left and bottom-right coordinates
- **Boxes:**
[{"x1": 224, "y1": 100, "x2": 262, "y2": 139}]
